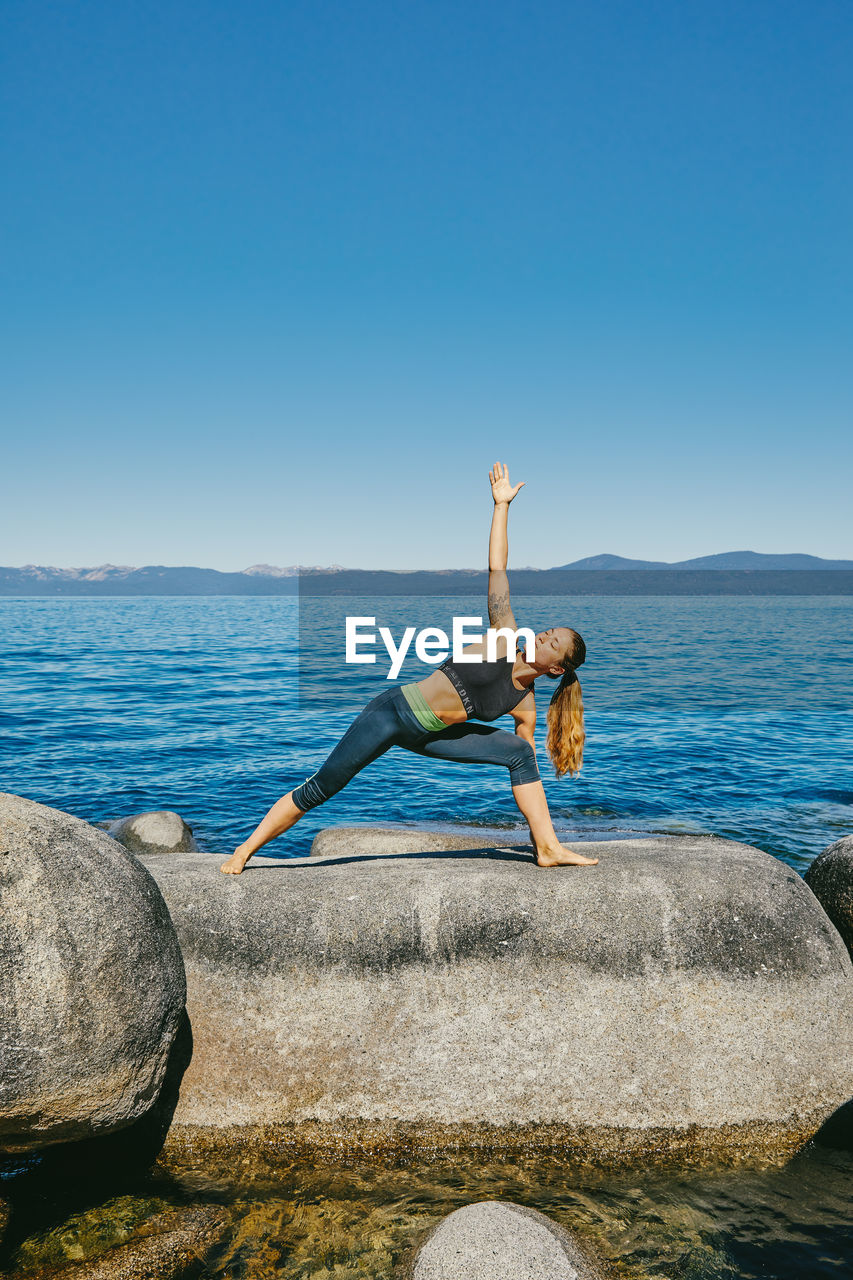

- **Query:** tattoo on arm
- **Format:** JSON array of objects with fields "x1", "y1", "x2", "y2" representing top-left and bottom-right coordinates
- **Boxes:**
[{"x1": 488, "y1": 588, "x2": 510, "y2": 626}]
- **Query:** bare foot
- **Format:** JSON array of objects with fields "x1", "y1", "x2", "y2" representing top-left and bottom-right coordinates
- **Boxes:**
[
  {"x1": 536, "y1": 843, "x2": 599, "y2": 868},
  {"x1": 220, "y1": 844, "x2": 254, "y2": 875}
]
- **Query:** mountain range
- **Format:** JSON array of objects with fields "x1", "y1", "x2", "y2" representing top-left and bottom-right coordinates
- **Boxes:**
[
  {"x1": 553, "y1": 552, "x2": 853, "y2": 570},
  {"x1": 1, "y1": 551, "x2": 852, "y2": 596}
]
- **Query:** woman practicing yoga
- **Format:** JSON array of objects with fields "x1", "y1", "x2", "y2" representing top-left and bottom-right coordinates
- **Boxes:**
[{"x1": 220, "y1": 462, "x2": 598, "y2": 873}]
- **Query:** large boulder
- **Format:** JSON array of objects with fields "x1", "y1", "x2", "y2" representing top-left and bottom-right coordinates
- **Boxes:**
[
  {"x1": 805, "y1": 835, "x2": 853, "y2": 957},
  {"x1": 0, "y1": 793, "x2": 187, "y2": 1154},
  {"x1": 410, "y1": 1201, "x2": 604, "y2": 1280},
  {"x1": 143, "y1": 829, "x2": 853, "y2": 1161},
  {"x1": 107, "y1": 811, "x2": 198, "y2": 857}
]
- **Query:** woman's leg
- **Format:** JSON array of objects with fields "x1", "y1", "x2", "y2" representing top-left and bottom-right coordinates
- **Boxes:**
[
  {"x1": 409, "y1": 724, "x2": 598, "y2": 868},
  {"x1": 511, "y1": 780, "x2": 598, "y2": 866},
  {"x1": 221, "y1": 791, "x2": 306, "y2": 873},
  {"x1": 221, "y1": 687, "x2": 409, "y2": 874}
]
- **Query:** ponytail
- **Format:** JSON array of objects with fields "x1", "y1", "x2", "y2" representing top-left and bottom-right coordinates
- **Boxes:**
[{"x1": 545, "y1": 631, "x2": 586, "y2": 778}]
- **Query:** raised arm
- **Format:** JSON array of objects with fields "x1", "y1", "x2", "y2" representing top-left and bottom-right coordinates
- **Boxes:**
[{"x1": 487, "y1": 461, "x2": 525, "y2": 628}]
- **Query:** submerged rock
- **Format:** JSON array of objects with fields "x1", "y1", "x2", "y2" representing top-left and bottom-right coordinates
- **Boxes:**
[
  {"x1": 805, "y1": 835, "x2": 853, "y2": 957},
  {"x1": 107, "y1": 811, "x2": 198, "y2": 857},
  {"x1": 411, "y1": 1200, "x2": 604, "y2": 1279},
  {"x1": 0, "y1": 793, "x2": 186, "y2": 1154},
  {"x1": 31, "y1": 1205, "x2": 228, "y2": 1279},
  {"x1": 143, "y1": 828, "x2": 853, "y2": 1161}
]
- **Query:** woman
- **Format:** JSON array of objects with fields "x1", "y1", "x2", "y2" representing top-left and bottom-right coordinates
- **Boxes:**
[{"x1": 221, "y1": 462, "x2": 598, "y2": 873}]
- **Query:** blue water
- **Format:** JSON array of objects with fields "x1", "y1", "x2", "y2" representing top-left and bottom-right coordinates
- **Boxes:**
[{"x1": 1, "y1": 595, "x2": 850, "y2": 871}]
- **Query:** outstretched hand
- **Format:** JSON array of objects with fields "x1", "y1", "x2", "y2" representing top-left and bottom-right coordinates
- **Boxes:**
[{"x1": 489, "y1": 461, "x2": 525, "y2": 505}]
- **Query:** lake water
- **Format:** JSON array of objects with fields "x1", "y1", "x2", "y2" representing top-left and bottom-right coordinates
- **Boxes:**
[
  {"x1": 3, "y1": 1131, "x2": 853, "y2": 1278},
  {"x1": 1, "y1": 594, "x2": 850, "y2": 870}
]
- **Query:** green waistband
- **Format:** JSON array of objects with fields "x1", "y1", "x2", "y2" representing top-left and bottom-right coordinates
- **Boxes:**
[{"x1": 401, "y1": 682, "x2": 447, "y2": 732}]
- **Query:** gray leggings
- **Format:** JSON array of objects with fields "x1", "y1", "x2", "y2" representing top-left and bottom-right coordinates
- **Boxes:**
[{"x1": 292, "y1": 684, "x2": 540, "y2": 812}]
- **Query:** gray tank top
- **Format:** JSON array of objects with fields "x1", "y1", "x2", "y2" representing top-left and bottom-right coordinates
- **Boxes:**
[{"x1": 438, "y1": 647, "x2": 531, "y2": 721}]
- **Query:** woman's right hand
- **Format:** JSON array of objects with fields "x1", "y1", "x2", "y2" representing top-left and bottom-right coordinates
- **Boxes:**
[{"x1": 489, "y1": 461, "x2": 525, "y2": 505}]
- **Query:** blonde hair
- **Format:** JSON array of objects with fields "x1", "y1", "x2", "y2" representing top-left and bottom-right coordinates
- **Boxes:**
[{"x1": 545, "y1": 629, "x2": 586, "y2": 779}]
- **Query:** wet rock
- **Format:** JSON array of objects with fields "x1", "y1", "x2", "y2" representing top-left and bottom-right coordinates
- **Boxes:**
[
  {"x1": 411, "y1": 1200, "x2": 604, "y2": 1279},
  {"x1": 0, "y1": 793, "x2": 186, "y2": 1154},
  {"x1": 805, "y1": 835, "x2": 853, "y2": 957},
  {"x1": 143, "y1": 829, "x2": 853, "y2": 1160},
  {"x1": 107, "y1": 811, "x2": 198, "y2": 857},
  {"x1": 34, "y1": 1205, "x2": 228, "y2": 1279}
]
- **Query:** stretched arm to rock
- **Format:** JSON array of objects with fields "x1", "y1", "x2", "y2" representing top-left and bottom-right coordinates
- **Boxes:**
[{"x1": 488, "y1": 462, "x2": 524, "y2": 629}]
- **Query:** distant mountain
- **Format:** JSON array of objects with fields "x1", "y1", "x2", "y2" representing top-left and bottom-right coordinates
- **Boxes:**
[
  {"x1": 0, "y1": 564, "x2": 299, "y2": 595},
  {"x1": 242, "y1": 563, "x2": 348, "y2": 576},
  {"x1": 554, "y1": 554, "x2": 670, "y2": 570},
  {"x1": 1, "y1": 554, "x2": 852, "y2": 596},
  {"x1": 553, "y1": 551, "x2": 853, "y2": 571}
]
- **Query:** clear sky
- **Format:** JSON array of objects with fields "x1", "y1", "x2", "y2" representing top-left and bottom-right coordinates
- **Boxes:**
[{"x1": 2, "y1": 0, "x2": 851, "y2": 570}]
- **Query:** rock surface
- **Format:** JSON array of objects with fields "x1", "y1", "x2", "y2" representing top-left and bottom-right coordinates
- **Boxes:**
[
  {"x1": 805, "y1": 835, "x2": 853, "y2": 957},
  {"x1": 31, "y1": 1206, "x2": 228, "y2": 1279},
  {"x1": 143, "y1": 828, "x2": 853, "y2": 1160},
  {"x1": 107, "y1": 811, "x2": 198, "y2": 857},
  {"x1": 411, "y1": 1201, "x2": 604, "y2": 1279},
  {"x1": 309, "y1": 825, "x2": 506, "y2": 858},
  {"x1": 0, "y1": 793, "x2": 186, "y2": 1154}
]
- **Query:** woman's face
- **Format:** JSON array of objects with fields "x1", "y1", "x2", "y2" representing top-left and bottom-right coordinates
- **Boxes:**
[{"x1": 531, "y1": 626, "x2": 574, "y2": 674}]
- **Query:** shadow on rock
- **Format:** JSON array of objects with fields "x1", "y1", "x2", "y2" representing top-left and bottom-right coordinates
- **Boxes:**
[
  {"x1": 811, "y1": 1096, "x2": 853, "y2": 1150},
  {"x1": 0, "y1": 1012, "x2": 193, "y2": 1265},
  {"x1": 42, "y1": 1010, "x2": 193, "y2": 1182}
]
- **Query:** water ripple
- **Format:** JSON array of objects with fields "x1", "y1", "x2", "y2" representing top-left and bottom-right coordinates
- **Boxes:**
[{"x1": 0, "y1": 595, "x2": 850, "y2": 866}]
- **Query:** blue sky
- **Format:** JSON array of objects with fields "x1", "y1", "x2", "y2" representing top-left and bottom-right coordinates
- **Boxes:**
[{"x1": 2, "y1": 0, "x2": 851, "y2": 569}]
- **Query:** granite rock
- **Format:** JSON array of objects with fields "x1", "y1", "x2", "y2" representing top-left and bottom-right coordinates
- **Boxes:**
[
  {"x1": 0, "y1": 793, "x2": 186, "y2": 1154},
  {"x1": 805, "y1": 835, "x2": 853, "y2": 957},
  {"x1": 34, "y1": 1206, "x2": 228, "y2": 1279},
  {"x1": 411, "y1": 1200, "x2": 605, "y2": 1279},
  {"x1": 142, "y1": 827, "x2": 853, "y2": 1159},
  {"x1": 108, "y1": 811, "x2": 198, "y2": 857}
]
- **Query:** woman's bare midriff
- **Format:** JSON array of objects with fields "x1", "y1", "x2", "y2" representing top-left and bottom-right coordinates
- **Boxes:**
[
  {"x1": 416, "y1": 670, "x2": 470, "y2": 725},
  {"x1": 415, "y1": 637, "x2": 529, "y2": 726}
]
